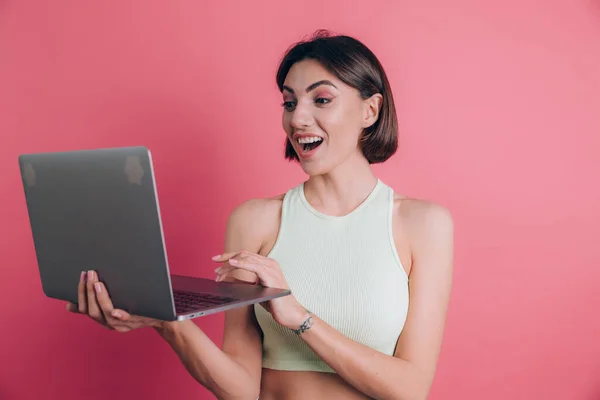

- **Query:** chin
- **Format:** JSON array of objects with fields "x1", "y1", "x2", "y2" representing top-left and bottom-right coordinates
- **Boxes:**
[{"x1": 298, "y1": 159, "x2": 331, "y2": 177}]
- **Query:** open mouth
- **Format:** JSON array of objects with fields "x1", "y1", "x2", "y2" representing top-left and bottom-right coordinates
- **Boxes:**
[{"x1": 298, "y1": 137, "x2": 323, "y2": 152}]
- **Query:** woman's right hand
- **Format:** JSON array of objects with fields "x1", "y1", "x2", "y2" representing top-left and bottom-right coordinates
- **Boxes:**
[{"x1": 66, "y1": 270, "x2": 164, "y2": 332}]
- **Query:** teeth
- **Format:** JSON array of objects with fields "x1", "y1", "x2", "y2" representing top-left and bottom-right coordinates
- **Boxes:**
[{"x1": 297, "y1": 137, "x2": 323, "y2": 144}]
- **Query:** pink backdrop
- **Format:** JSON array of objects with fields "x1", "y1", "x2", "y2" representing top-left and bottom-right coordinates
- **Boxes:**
[{"x1": 1, "y1": 1, "x2": 599, "y2": 399}]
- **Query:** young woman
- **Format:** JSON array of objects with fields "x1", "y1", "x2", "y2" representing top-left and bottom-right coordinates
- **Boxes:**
[{"x1": 68, "y1": 30, "x2": 454, "y2": 400}]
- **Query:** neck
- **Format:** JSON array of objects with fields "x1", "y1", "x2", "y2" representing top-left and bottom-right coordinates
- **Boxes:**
[{"x1": 303, "y1": 152, "x2": 378, "y2": 217}]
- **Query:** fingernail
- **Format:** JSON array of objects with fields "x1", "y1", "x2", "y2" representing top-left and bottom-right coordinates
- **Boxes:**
[
  {"x1": 80, "y1": 271, "x2": 86, "y2": 282},
  {"x1": 212, "y1": 255, "x2": 221, "y2": 260},
  {"x1": 112, "y1": 310, "x2": 121, "y2": 318},
  {"x1": 87, "y1": 270, "x2": 94, "y2": 280},
  {"x1": 229, "y1": 259, "x2": 238, "y2": 265},
  {"x1": 94, "y1": 282, "x2": 101, "y2": 293},
  {"x1": 214, "y1": 267, "x2": 221, "y2": 273}
]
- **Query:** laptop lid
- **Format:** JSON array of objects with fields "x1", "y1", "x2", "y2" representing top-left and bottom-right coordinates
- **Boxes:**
[{"x1": 19, "y1": 146, "x2": 179, "y2": 320}]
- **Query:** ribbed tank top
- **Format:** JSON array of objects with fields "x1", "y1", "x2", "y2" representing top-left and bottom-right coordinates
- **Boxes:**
[{"x1": 254, "y1": 178, "x2": 409, "y2": 373}]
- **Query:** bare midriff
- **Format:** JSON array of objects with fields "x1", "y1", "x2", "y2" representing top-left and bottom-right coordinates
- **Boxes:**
[{"x1": 258, "y1": 368, "x2": 372, "y2": 400}]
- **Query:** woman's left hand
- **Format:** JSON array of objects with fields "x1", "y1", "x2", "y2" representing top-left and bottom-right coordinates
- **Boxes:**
[{"x1": 212, "y1": 251, "x2": 308, "y2": 329}]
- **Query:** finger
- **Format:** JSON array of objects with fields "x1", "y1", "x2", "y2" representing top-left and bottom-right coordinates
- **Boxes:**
[
  {"x1": 215, "y1": 264, "x2": 235, "y2": 276},
  {"x1": 216, "y1": 271, "x2": 237, "y2": 283},
  {"x1": 238, "y1": 253, "x2": 276, "y2": 273},
  {"x1": 93, "y1": 281, "x2": 116, "y2": 321},
  {"x1": 214, "y1": 256, "x2": 252, "y2": 280},
  {"x1": 212, "y1": 249, "x2": 262, "y2": 263},
  {"x1": 211, "y1": 251, "x2": 243, "y2": 262},
  {"x1": 110, "y1": 310, "x2": 159, "y2": 332},
  {"x1": 235, "y1": 251, "x2": 267, "y2": 264},
  {"x1": 214, "y1": 262, "x2": 250, "y2": 281},
  {"x1": 215, "y1": 264, "x2": 259, "y2": 284},
  {"x1": 111, "y1": 309, "x2": 144, "y2": 332},
  {"x1": 77, "y1": 271, "x2": 87, "y2": 313},
  {"x1": 110, "y1": 308, "x2": 130, "y2": 322},
  {"x1": 67, "y1": 302, "x2": 79, "y2": 313},
  {"x1": 226, "y1": 258, "x2": 261, "y2": 274},
  {"x1": 86, "y1": 271, "x2": 105, "y2": 322}
]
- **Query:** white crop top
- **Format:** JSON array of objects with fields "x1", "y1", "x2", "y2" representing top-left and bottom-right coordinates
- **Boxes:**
[{"x1": 254, "y1": 179, "x2": 409, "y2": 373}]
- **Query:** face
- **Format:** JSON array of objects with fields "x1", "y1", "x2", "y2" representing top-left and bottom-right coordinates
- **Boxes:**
[{"x1": 281, "y1": 59, "x2": 381, "y2": 176}]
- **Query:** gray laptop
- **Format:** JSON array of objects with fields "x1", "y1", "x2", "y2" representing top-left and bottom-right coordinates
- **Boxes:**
[{"x1": 18, "y1": 146, "x2": 290, "y2": 321}]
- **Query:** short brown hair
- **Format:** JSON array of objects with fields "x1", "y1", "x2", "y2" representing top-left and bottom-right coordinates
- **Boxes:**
[{"x1": 276, "y1": 30, "x2": 398, "y2": 164}]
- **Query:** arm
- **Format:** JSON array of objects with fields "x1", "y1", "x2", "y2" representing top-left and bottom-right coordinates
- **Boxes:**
[
  {"x1": 154, "y1": 200, "x2": 267, "y2": 400},
  {"x1": 294, "y1": 202, "x2": 454, "y2": 400},
  {"x1": 155, "y1": 318, "x2": 259, "y2": 400}
]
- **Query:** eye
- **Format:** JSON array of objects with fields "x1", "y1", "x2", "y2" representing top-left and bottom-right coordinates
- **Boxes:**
[
  {"x1": 315, "y1": 97, "x2": 331, "y2": 105},
  {"x1": 282, "y1": 101, "x2": 296, "y2": 111}
]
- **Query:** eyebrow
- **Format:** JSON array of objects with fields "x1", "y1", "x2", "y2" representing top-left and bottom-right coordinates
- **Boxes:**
[{"x1": 282, "y1": 80, "x2": 338, "y2": 94}]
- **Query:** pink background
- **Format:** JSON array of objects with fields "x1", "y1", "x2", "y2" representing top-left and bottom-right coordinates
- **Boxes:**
[{"x1": 1, "y1": 1, "x2": 599, "y2": 399}]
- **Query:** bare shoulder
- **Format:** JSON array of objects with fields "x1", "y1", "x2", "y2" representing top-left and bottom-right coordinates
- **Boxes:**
[
  {"x1": 393, "y1": 193, "x2": 454, "y2": 270},
  {"x1": 226, "y1": 194, "x2": 285, "y2": 255},
  {"x1": 394, "y1": 195, "x2": 453, "y2": 234}
]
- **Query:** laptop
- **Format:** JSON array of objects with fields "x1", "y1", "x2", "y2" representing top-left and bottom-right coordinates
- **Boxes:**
[{"x1": 18, "y1": 146, "x2": 291, "y2": 321}]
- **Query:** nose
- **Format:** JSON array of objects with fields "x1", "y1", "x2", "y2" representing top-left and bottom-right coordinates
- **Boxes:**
[{"x1": 289, "y1": 102, "x2": 314, "y2": 130}]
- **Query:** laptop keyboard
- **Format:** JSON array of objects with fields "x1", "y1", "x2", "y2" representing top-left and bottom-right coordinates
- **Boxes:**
[{"x1": 173, "y1": 289, "x2": 237, "y2": 314}]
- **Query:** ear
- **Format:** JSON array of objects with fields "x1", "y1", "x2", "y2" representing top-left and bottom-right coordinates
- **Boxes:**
[{"x1": 362, "y1": 93, "x2": 383, "y2": 129}]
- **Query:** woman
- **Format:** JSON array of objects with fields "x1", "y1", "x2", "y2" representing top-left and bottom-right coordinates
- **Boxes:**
[{"x1": 68, "y1": 30, "x2": 454, "y2": 400}]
